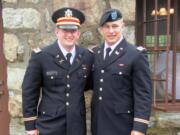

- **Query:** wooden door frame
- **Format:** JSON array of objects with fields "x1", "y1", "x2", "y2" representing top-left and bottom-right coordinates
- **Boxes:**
[{"x1": 0, "y1": 0, "x2": 10, "y2": 134}]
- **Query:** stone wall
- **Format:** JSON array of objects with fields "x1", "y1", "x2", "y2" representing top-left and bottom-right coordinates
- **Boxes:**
[{"x1": 2, "y1": 0, "x2": 135, "y2": 134}]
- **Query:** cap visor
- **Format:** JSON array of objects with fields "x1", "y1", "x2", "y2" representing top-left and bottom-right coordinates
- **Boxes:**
[{"x1": 57, "y1": 25, "x2": 79, "y2": 29}]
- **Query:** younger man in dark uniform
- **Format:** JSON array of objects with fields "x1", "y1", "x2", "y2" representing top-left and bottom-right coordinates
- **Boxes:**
[
  {"x1": 91, "y1": 9, "x2": 152, "y2": 135},
  {"x1": 22, "y1": 7, "x2": 93, "y2": 135}
]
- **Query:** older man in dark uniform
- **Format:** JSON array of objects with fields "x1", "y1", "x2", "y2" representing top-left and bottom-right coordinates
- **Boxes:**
[
  {"x1": 91, "y1": 9, "x2": 152, "y2": 135},
  {"x1": 22, "y1": 7, "x2": 93, "y2": 135}
]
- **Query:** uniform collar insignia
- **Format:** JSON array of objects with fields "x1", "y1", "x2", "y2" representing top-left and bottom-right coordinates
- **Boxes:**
[
  {"x1": 59, "y1": 59, "x2": 64, "y2": 64},
  {"x1": 115, "y1": 51, "x2": 120, "y2": 55},
  {"x1": 56, "y1": 55, "x2": 60, "y2": 58}
]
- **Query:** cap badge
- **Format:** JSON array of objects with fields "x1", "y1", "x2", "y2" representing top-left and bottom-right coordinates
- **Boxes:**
[
  {"x1": 111, "y1": 11, "x2": 117, "y2": 20},
  {"x1": 65, "y1": 9, "x2": 73, "y2": 18}
]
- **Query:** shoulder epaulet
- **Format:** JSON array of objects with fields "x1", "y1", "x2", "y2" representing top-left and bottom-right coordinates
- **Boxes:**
[
  {"x1": 32, "y1": 47, "x2": 42, "y2": 53},
  {"x1": 88, "y1": 46, "x2": 99, "y2": 53},
  {"x1": 136, "y1": 46, "x2": 146, "y2": 52},
  {"x1": 88, "y1": 48, "x2": 94, "y2": 53},
  {"x1": 92, "y1": 46, "x2": 100, "y2": 53}
]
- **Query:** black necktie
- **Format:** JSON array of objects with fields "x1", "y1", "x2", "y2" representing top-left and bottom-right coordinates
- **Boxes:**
[
  {"x1": 104, "y1": 47, "x2": 111, "y2": 61},
  {"x1": 66, "y1": 53, "x2": 72, "y2": 65}
]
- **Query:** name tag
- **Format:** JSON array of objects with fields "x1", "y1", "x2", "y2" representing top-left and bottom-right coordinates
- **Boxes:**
[{"x1": 46, "y1": 71, "x2": 58, "y2": 76}]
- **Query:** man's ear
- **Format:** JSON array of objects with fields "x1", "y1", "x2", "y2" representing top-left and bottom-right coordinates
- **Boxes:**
[
  {"x1": 121, "y1": 19, "x2": 125, "y2": 28},
  {"x1": 55, "y1": 28, "x2": 58, "y2": 36},
  {"x1": 98, "y1": 27, "x2": 103, "y2": 35},
  {"x1": 122, "y1": 22, "x2": 125, "y2": 28},
  {"x1": 77, "y1": 30, "x2": 81, "y2": 38}
]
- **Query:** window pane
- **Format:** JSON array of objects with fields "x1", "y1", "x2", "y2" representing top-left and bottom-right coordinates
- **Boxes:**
[
  {"x1": 154, "y1": 51, "x2": 169, "y2": 101},
  {"x1": 145, "y1": 23, "x2": 156, "y2": 47},
  {"x1": 177, "y1": 0, "x2": 180, "y2": 48},
  {"x1": 157, "y1": 0, "x2": 168, "y2": 19},
  {"x1": 146, "y1": 0, "x2": 155, "y2": 20},
  {"x1": 176, "y1": 52, "x2": 180, "y2": 99}
]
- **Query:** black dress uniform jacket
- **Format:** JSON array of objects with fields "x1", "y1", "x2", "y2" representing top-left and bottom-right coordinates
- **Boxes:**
[
  {"x1": 22, "y1": 41, "x2": 93, "y2": 135},
  {"x1": 91, "y1": 39, "x2": 152, "y2": 135}
]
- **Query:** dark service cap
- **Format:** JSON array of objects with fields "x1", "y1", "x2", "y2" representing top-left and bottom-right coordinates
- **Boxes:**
[
  {"x1": 99, "y1": 8, "x2": 122, "y2": 26},
  {"x1": 52, "y1": 7, "x2": 85, "y2": 29}
]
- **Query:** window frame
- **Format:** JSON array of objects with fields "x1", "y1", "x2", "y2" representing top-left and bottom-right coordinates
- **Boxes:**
[{"x1": 135, "y1": 0, "x2": 180, "y2": 111}]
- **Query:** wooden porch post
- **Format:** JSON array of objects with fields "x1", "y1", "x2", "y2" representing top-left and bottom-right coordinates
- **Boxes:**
[{"x1": 0, "y1": 0, "x2": 10, "y2": 134}]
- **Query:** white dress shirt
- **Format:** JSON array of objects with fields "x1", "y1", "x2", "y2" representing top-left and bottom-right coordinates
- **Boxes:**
[
  {"x1": 58, "y1": 40, "x2": 76, "y2": 64},
  {"x1": 103, "y1": 36, "x2": 124, "y2": 59}
]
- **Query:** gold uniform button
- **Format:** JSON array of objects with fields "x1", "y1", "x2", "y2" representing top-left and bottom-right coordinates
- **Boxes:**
[
  {"x1": 99, "y1": 88, "x2": 103, "y2": 91},
  {"x1": 99, "y1": 96, "x2": 102, "y2": 100},
  {"x1": 43, "y1": 111, "x2": 46, "y2": 114},
  {"x1": 128, "y1": 110, "x2": 131, "y2": 113},
  {"x1": 101, "y1": 70, "x2": 104, "y2": 73},
  {"x1": 66, "y1": 102, "x2": 70, "y2": 106},
  {"x1": 66, "y1": 93, "x2": 70, "y2": 97},
  {"x1": 119, "y1": 72, "x2": 122, "y2": 75},
  {"x1": 67, "y1": 84, "x2": 70, "y2": 88},
  {"x1": 50, "y1": 76, "x2": 54, "y2": 79},
  {"x1": 67, "y1": 75, "x2": 70, "y2": 79},
  {"x1": 100, "y1": 79, "x2": 103, "y2": 82}
]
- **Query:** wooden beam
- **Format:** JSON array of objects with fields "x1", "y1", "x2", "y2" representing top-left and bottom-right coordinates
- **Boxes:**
[{"x1": 0, "y1": 0, "x2": 10, "y2": 134}]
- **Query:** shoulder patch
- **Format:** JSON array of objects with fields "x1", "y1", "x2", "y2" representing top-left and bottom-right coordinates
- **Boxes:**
[
  {"x1": 32, "y1": 47, "x2": 41, "y2": 53},
  {"x1": 136, "y1": 46, "x2": 146, "y2": 52}
]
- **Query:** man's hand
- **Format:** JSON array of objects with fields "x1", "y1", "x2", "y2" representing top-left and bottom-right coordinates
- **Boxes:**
[
  {"x1": 131, "y1": 130, "x2": 144, "y2": 135},
  {"x1": 26, "y1": 129, "x2": 39, "y2": 135}
]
